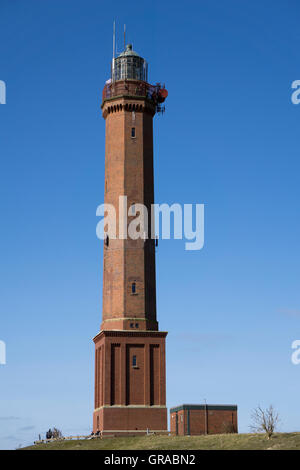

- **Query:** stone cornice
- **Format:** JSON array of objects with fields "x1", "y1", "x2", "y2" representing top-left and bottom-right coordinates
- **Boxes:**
[
  {"x1": 101, "y1": 96, "x2": 156, "y2": 118},
  {"x1": 93, "y1": 330, "x2": 168, "y2": 343}
]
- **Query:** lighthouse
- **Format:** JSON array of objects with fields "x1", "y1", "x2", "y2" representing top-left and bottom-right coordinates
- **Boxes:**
[{"x1": 93, "y1": 42, "x2": 168, "y2": 435}]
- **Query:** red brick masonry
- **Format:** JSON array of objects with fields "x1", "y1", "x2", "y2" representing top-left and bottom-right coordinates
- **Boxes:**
[
  {"x1": 170, "y1": 404, "x2": 238, "y2": 435},
  {"x1": 93, "y1": 330, "x2": 167, "y2": 433},
  {"x1": 93, "y1": 73, "x2": 168, "y2": 433}
]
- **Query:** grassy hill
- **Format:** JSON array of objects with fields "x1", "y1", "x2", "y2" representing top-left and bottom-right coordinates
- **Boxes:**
[{"x1": 22, "y1": 432, "x2": 300, "y2": 450}]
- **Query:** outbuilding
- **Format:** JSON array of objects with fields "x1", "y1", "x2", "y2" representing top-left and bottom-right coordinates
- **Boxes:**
[{"x1": 170, "y1": 404, "x2": 238, "y2": 435}]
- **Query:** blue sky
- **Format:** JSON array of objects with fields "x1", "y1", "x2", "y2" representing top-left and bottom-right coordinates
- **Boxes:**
[{"x1": 1, "y1": 0, "x2": 300, "y2": 449}]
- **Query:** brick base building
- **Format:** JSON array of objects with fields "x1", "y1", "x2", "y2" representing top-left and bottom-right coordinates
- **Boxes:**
[
  {"x1": 170, "y1": 404, "x2": 238, "y2": 435},
  {"x1": 93, "y1": 330, "x2": 167, "y2": 434}
]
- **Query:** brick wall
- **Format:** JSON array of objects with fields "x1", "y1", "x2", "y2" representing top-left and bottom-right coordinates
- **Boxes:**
[
  {"x1": 93, "y1": 330, "x2": 167, "y2": 432},
  {"x1": 170, "y1": 405, "x2": 238, "y2": 435},
  {"x1": 92, "y1": 81, "x2": 167, "y2": 434},
  {"x1": 101, "y1": 95, "x2": 158, "y2": 332}
]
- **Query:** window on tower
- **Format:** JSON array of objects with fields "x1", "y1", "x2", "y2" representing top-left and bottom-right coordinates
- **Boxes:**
[
  {"x1": 131, "y1": 127, "x2": 136, "y2": 138},
  {"x1": 131, "y1": 282, "x2": 136, "y2": 294},
  {"x1": 132, "y1": 355, "x2": 137, "y2": 367}
]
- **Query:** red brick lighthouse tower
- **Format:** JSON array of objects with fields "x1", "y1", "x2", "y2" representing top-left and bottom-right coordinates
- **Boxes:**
[{"x1": 93, "y1": 42, "x2": 168, "y2": 434}]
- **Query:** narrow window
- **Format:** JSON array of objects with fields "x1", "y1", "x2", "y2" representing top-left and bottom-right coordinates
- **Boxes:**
[
  {"x1": 131, "y1": 127, "x2": 136, "y2": 138},
  {"x1": 130, "y1": 323, "x2": 134, "y2": 328},
  {"x1": 105, "y1": 235, "x2": 109, "y2": 247},
  {"x1": 132, "y1": 282, "x2": 136, "y2": 294},
  {"x1": 132, "y1": 355, "x2": 137, "y2": 367}
]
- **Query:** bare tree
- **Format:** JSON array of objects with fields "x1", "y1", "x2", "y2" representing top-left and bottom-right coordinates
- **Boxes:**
[
  {"x1": 51, "y1": 428, "x2": 63, "y2": 439},
  {"x1": 250, "y1": 405, "x2": 279, "y2": 439},
  {"x1": 46, "y1": 427, "x2": 63, "y2": 440}
]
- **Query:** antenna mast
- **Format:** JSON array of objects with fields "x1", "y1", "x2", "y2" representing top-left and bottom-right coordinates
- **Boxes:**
[
  {"x1": 124, "y1": 24, "x2": 126, "y2": 50},
  {"x1": 112, "y1": 20, "x2": 116, "y2": 82}
]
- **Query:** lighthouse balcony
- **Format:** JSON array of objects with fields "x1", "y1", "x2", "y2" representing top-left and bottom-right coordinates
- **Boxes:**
[{"x1": 102, "y1": 79, "x2": 167, "y2": 108}]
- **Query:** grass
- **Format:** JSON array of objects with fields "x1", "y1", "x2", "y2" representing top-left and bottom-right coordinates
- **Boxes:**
[{"x1": 22, "y1": 432, "x2": 300, "y2": 450}]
